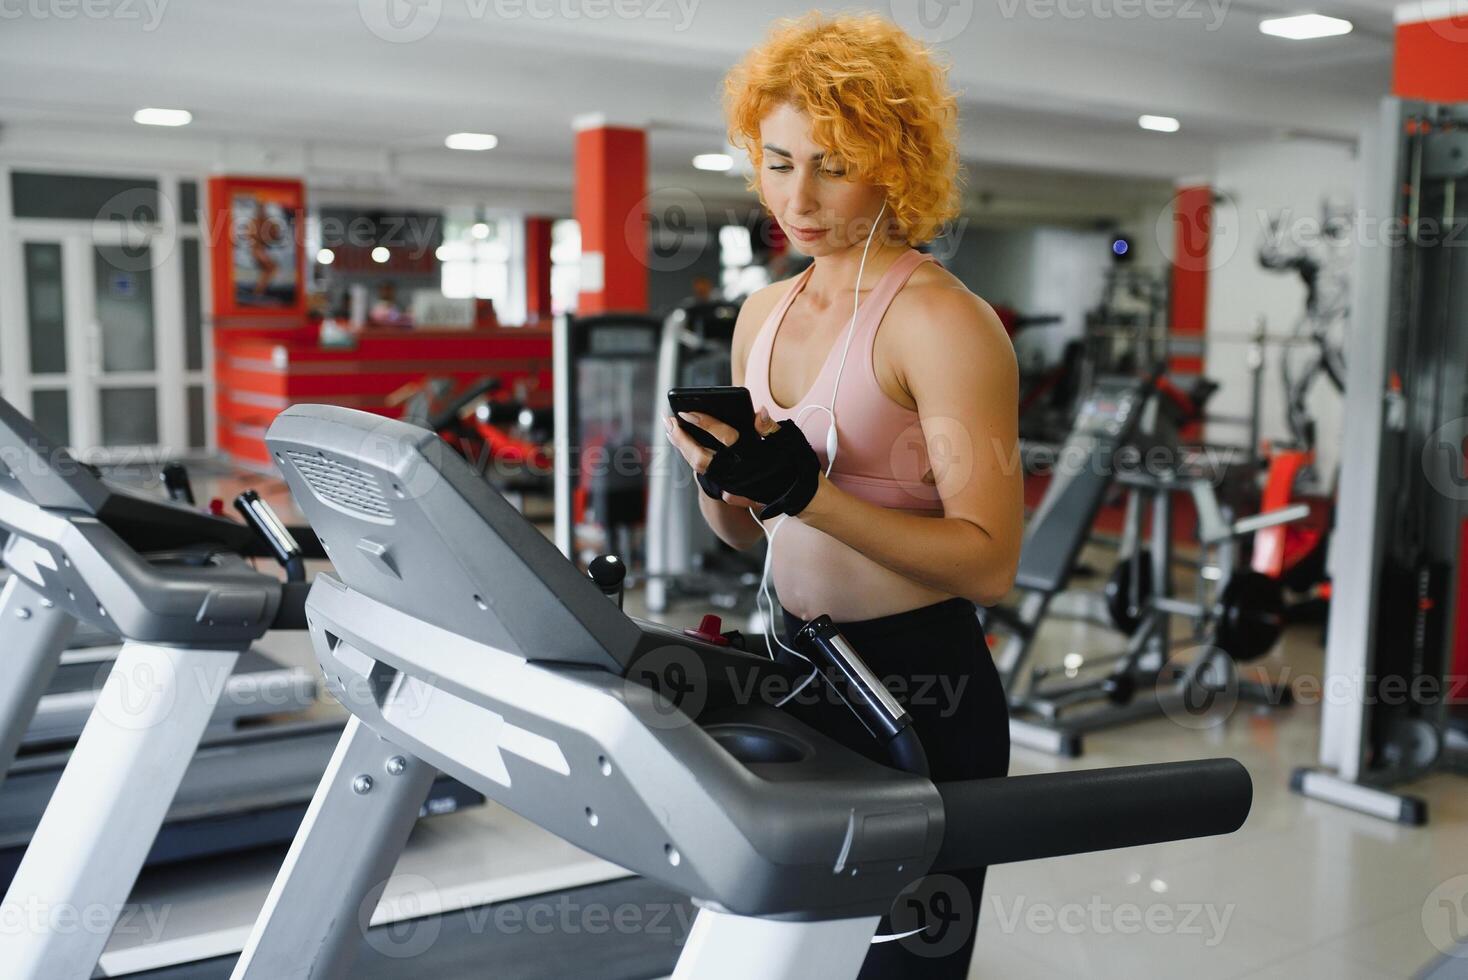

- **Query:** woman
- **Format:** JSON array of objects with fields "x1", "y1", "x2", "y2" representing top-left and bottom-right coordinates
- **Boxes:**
[{"x1": 663, "y1": 13, "x2": 1023, "y2": 979}]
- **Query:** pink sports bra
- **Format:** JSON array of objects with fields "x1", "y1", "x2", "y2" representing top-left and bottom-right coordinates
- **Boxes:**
[{"x1": 743, "y1": 249, "x2": 943, "y2": 513}]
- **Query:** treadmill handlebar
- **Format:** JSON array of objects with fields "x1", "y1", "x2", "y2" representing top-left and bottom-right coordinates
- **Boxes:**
[
  {"x1": 272, "y1": 581, "x2": 312, "y2": 631},
  {"x1": 428, "y1": 376, "x2": 503, "y2": 433},
  {"x1": 933, "y1": 758, "x2": 1251, "y2": 871},
  {"x1": 235, "y1": 490, "x2": 307, "y2": 582}
]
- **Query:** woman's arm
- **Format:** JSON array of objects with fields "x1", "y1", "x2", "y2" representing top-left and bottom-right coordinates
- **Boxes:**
[{"x1": 796, "y1": 287, "x2": 1024, "y2": 606}]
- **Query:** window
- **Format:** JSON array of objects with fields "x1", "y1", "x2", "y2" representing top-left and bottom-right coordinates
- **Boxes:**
[
  {"x1": 439, "y1": 217, "x2": 511, "y2": 305},
  {"x1": 550, "y1": 219, "x2": 581, "y2": 316},
  {"x1": 12, "y1": 172, "x2": 160, "y2": 221},
  {"x1": 719, "y1": 224, "x2": 768, "y2": 299}
]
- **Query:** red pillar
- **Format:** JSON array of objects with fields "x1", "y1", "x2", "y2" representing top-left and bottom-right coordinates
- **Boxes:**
[
  {"x1": 525, "y1": 215, "x2": 553, "y2": 322},
  {"x1": 573, "y1": 119, "x2": 647, "y2": 314},
  {"x1": 1393, "y1": 3, "x2": 1468, "y2": 102},
  {"x1": 1168, "y1": 184, "x2": 1212, "y2": 377}
]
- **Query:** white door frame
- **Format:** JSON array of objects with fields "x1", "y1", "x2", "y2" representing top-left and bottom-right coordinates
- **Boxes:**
[{"x1": 1, "y1": 167, "x2": 211, "y2": 459}]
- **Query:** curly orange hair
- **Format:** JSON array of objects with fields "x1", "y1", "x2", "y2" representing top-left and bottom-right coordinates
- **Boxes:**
[{"x1": 722, "y1": 12, "x2": 962, "y2": 246}]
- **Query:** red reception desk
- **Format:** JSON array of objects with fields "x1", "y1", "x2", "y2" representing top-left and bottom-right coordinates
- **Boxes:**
[{"x1": 215, "y1": 323, "x2": 553, "y2": 470}]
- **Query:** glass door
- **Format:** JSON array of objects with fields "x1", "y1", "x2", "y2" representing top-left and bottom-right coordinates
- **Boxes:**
[{"x1": 6, "y1": 219, "x2": 200, "y2": 458}]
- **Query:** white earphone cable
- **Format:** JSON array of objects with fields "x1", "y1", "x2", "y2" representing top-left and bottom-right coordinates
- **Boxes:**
[{"x1": 752, "y1": 202, "x2": 888, "y2": 693}]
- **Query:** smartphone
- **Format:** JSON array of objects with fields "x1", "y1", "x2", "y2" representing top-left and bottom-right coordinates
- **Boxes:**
[{"x1": 667, "y1": 386, "x2": 758, "y2": 452}]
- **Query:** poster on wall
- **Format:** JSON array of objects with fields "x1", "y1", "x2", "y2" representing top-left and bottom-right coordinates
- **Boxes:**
[{"x1": 207, "y1": 176, "x2": 307, "y2": 320}]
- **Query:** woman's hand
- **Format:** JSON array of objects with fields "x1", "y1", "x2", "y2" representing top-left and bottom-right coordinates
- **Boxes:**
[{"x1": 663, "y1": 408, "x2": 781, "y2": 511}]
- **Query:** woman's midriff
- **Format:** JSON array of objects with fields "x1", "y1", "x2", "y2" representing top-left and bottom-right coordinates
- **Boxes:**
[{"x1": 764, "y1": 507, "x2": 953, "y2": 622}]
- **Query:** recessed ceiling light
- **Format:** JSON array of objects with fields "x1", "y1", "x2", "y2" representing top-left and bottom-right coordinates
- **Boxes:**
[
  {"x1": 134, "y1": 108, "x2": 192, "y2": 127},
  {"x1": 1139, "y1": 115, "x2": 1181, "y2": 133},
  {"x1": 693, "y1": 153, "x2": 733, "y2": 172},
  {"x1": 445, "y1": 132, "x2": 498, "y2": 151},
  {"x1": 316, "y1": 248, "x2": 335, "y2": 265},
  {"x1": 371, "y1": 246, "x2": 390, "y2": 264},
  {"x1": 1259, "y1": 14, "x2": 1353, "y2": 40}
]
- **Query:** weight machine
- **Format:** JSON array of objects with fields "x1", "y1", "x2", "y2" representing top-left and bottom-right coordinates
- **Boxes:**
[
  {"x1": 988, "y1": 374, "x2": 1300, "y2": 757},
  {"x1": 1292, "y1": 98, "x2": 1468, "y2": 824}
]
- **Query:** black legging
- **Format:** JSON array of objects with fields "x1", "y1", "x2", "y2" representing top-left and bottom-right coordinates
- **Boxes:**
[{"x1": 777, "y1": 597, "x2": 1011, "y2": 980}]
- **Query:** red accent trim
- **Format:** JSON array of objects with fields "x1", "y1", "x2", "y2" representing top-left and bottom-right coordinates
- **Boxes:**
[
  {"x1": 212, "y1": 324, "x2": 552, "y2": 467},
  {"x1": 574, "y1": 126, "x2": 648, "y2": 314},
  {"x1": 1454, "y1": 519, "x2": 1468, "y2": 703},
  {"x1": 1393, "y1": 18, "x2": 1468, "y2": 103},
  {"x1": 525, "y1": 216, "x2": 554, "y2": 319},
  {"x1": 1169, "y1": 186, "x2": 1210, "y2": 360}
]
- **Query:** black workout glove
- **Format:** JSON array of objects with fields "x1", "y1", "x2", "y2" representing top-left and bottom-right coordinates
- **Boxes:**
[
  {"x1": 703, "y1": 420, "x2": 822, "y2": 520},
  {"x1": 695, "y1": 471, "x2": 725, "y2": 502}
]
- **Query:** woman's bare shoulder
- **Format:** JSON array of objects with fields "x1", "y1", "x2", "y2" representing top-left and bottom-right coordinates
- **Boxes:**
[{"x1": 886, "y1": 263, "x2": 1016, "y2": 378}]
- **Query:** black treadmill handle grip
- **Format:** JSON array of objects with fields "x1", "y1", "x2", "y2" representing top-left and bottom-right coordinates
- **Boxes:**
[
  {"x1": 271, "y1": 581, "x2": 312, "y2": 631},
  {"x1": 933, "y1": 758, "x2": 1251, "y2": 871},
  {"x1": 428, "y1": 377, "x2": 503, "y2": 433}
]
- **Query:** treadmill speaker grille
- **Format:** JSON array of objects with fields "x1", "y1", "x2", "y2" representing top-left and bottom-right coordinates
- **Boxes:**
[{"x1": 287, "y1": 451, "x2": 394, "y2": 522}]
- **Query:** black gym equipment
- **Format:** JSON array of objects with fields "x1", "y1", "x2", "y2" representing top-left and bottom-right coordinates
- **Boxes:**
[
  {"x1": 223, "y1": 402, "x2": 1252, "y2": 980},
  {"x1": 1292, "y1": 98, "x2": 1468, "y2": 824},
  {"x1": 553, "y1": 312, "x2": 665, "y2": 571},
  {"x1": 986, "y1": 374, "x2": 1301, "y2": 756}
]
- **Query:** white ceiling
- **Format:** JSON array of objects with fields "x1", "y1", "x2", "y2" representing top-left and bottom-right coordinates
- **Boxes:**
[{"x1": 0, "y1": 0, "x2": 1398, "y2": 219}]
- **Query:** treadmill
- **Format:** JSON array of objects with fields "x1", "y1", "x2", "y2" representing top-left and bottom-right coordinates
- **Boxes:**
[{"x1": 0, "y1": 400, "x2": 480, "y2": 891}]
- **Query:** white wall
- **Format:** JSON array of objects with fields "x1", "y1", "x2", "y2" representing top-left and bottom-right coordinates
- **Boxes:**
[
  {"x1": 937, "y1": 223, "x2": 1154, "y2": 371},
  {"x1": 1204, "y1": 137, "x2": 1359, "y2": 482}
]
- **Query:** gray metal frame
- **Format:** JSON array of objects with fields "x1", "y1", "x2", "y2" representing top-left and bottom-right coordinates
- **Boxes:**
[{"x1": 1294, "y1": 97, "x2": 1468, "y2": 824}]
